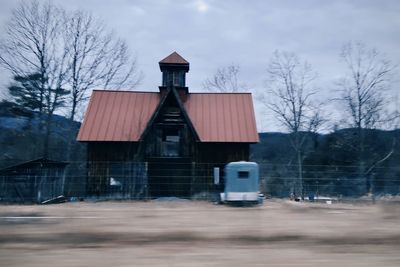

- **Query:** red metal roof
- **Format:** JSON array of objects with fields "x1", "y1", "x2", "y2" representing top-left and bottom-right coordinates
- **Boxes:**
[
  {"x1": 159, "y1": 52, "x2": 189, "y2": 64},
  {"x1": 77, "y1": 91, "x2": 160, "y2": 141},
  {"x1": 77, "y1": 90, "x2": 259, "y2": 143},
  {"x1": 184, "y1": 93, "x2": 259, "y2": 143}
]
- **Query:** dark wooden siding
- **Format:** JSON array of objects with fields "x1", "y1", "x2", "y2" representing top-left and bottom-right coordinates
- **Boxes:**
[
  {"x1": 86, "y1": 141, "x2": 250, "y2": 197},
  {"x1": 194, "y1": 143, "x2": 249, "y2": 163},
  {"x1": 86, "y1": 142, "x2": 147, "y2": 197},
  {"x1": 144, "y1": 124, "x2": 193, "y2": 158},
  {"x1": 190, "y1": 143, "x2": 250, "y2": 194}
]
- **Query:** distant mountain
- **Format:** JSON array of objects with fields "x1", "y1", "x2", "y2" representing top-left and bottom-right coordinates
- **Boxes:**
[{"x1": 0, "y1": 101, "x2": 85, "y2": 169}]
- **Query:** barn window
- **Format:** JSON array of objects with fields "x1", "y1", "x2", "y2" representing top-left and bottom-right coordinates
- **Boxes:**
[
  {"x1": 162, "y1": 128, "x2": 180, "y2": 142},
  {"x1": 161, "y1": 128, "x2": 180, "y2": 157},
  {"x1": 173, "y1": 71, "x2": 184, "y2": 86},
  {"x1": 162, "y1": 71, "x2": 185, "y2": 87},
  {"x1": 238, "y1": 171, "x2": 249, "y2": 179}
]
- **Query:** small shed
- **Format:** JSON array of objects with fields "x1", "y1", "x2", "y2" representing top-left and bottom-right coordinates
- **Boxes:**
[{"x1": 0, "y1": 158, "x2": 68, "y2": 203}]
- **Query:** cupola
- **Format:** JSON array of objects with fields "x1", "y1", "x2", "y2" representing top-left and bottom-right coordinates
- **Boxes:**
[{"x1": 159, "y1": 52, "x2": 189, "y2": 95}]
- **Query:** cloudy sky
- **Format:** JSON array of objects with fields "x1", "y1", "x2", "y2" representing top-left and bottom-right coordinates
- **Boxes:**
[{"x1": 0, "y1": 0, "x2": 399, "y2": 131}]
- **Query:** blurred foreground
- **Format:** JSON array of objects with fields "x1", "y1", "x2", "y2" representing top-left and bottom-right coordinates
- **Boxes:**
[{"x1": 1, "y1": 199, "x2": 400, "y2": 266}]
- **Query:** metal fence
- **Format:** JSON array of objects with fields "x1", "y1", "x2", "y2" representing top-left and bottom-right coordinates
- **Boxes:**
[{"x1": 1, "y1": 160, "x2": 400, "y2": 203}]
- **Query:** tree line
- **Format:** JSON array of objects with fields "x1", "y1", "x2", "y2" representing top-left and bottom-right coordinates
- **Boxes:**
[
  {"x1": 203, "y1": 43, "x2": 399, "y2": 198},
  {"x1": 0, "y1": 0, "x2": 141, "y2": 157}
]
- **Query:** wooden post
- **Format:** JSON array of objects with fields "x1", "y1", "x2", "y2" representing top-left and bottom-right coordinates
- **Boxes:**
[
  {"x1": 190, "y1": 161, "x2": 196, "y2": 196},
  {"x1": 145, "y1": 162, "x2": 149, "y2": 200}
]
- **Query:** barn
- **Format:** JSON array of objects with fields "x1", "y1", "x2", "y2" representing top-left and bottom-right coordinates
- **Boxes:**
[{"x1": 77, "y1": 52, "x2": 259, "y2": 198}]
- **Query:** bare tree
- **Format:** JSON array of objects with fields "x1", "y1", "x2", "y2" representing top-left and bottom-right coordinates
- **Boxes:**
[
  {"x1": 0, "y1": 1, "x2": 70, "y2": 157},
  {"x1": 0, "y1": 1, "x2": 142, "y2": 156},
  {"x1": 64, "y1": 11, "x2": 141, "y2": 121},
  {"x1": 338, "y1": 42, "x2": 395, "y2": 129},
  {"x1": 336, "y1": 41, "x2": 397, "y2": 195},
  {"x1": 0, "y1": 1, "x2": 69, "y2": 116},
  {"x1": 0, "y1": 0, "x2": 140, "y2": 156},
  {"x1": 0, "y1": 1, "x2": 141, "y2": 123},
  {"x1": 262, "y1": 51, "x2": 324, "y2": 198},
  {"x1": 202, "y1": 64, "x2": 247, "y2": 92}
]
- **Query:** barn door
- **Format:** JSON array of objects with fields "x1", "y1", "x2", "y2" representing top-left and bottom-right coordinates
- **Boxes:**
[{"x1": 147, "y1": 158, "x2": 191, "y2": 198}]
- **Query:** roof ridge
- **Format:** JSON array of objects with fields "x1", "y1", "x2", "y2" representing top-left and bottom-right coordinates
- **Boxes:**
[
  {"x1": 93, "y1": 89, "x2": 159, "y2": 93},
  {"x1": 92, "y1": 90, "x2": 252, "y2": 95},
  {"x1": 188, "y1": 92, "x2": 252, "y2": 94}
]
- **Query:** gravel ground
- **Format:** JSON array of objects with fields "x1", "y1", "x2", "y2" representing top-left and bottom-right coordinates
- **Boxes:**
[{"x1": 0, "y1": 199, "x2": 400, "y2": 266}]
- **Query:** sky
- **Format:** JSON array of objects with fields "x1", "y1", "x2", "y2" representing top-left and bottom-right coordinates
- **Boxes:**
[{"x1": 0, "y1": 0, "x2": 399, "y2": 132}]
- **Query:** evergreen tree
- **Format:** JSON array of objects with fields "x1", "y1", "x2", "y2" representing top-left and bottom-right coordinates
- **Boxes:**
[
  {"x1": 8, "y1": 73, "x2": 43, "y2": 112},
  {"x1": 7, "y1": 72, "x2": 70, "y2": 157}
]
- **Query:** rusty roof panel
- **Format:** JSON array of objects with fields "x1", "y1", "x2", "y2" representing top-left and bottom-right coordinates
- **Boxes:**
[
  {"x1": 159, "y1": 52, "x2": 189, "y2": 64},
  {"x1": 78, "y1": 90, "x2": 259, "y2": 143},
  {"x1": 184, "y1": 93, "x2": 259, "y2": 143},
  {"x1": 77, "y1": 90, "x2": 160, "y2": 141}
]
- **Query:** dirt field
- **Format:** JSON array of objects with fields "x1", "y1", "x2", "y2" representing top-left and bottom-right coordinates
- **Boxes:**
[{"x1": 0, "y1": 199, "x2": 400, "y2": 267}]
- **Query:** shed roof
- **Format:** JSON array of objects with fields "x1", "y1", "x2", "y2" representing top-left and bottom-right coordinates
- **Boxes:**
[
  {"x1": 77, "y1": 90, "x2": 259, "y2": 143},
  {"x1": 0, "y1": 158, "x2": 68, "y2": 175}
]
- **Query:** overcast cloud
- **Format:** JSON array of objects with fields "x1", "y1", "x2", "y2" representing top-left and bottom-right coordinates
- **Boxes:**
[{"x1": 0, "y1": 0, "x2": 399, "y2": 131}]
